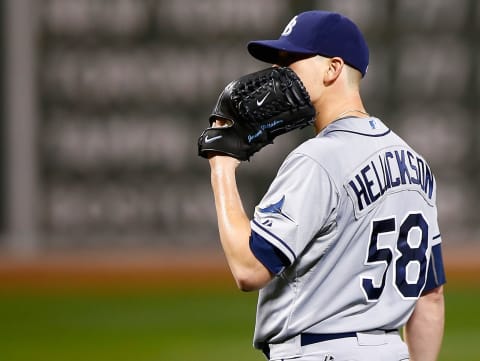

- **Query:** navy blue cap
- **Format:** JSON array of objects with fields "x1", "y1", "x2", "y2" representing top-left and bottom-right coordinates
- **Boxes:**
[{"x1": 248, "y1": 11, "x2": 369, "y2": 77}]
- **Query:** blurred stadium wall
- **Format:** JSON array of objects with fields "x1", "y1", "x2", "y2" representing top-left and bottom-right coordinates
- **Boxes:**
[{"x1": 0, "y1": 0, "x2": 479, "y2": 273}]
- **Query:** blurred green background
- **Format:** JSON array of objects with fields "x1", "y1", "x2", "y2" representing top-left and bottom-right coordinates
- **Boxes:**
[{"x1": 0, "y1": 281, "x2": 478, "y2": 361}]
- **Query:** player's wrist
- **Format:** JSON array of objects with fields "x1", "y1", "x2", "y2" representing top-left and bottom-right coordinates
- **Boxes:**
[{"x1": 208, "y1": 154, "x2": 240, "y2": 171}]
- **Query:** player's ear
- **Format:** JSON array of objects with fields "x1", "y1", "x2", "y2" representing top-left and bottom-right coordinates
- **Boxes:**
[{"x1": 323, "y1": 57, "x2": 344, "y2": 85}]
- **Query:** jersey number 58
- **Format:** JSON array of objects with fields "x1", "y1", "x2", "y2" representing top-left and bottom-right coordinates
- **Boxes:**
[{"x1": 361, "y1": 212, "x2": 429, "y2": 301}]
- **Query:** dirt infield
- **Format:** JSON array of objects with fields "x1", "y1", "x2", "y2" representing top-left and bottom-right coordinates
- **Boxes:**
[{"x1": 0, "y1": 246, "x2": 478, "y2": 291}]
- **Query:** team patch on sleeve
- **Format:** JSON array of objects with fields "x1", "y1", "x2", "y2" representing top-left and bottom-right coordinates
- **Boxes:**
[{"x1": 256, "y1": 195, "x2": 297, "y2": 223}]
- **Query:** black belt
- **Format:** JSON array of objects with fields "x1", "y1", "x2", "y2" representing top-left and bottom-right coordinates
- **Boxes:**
[{"x1": 262, "y1": 329, "x2": 397, "y2": 359}]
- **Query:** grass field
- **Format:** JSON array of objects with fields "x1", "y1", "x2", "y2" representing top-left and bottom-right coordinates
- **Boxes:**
[{"x1": 0, "y1": 282, "x2": 478, "y2": 361}]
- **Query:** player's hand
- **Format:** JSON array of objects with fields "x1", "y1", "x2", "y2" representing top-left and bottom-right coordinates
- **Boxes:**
[{"x1": 212, "y1": 119, "x2": 231, "y2": 128}]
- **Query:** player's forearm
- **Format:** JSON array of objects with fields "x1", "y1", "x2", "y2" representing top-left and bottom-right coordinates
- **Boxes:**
[
  {"x1": 210, "y1": 164, "x2": 251, "y2": 260},
  {"x1": 209, "y1": 159, "x2": 271, "y2": 291},
  {"x1": 404, "y1": 286, "x2": 444, "y2": 361}
]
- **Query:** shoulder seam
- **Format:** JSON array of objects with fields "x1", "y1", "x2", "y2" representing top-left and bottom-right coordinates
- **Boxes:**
[{"x1": 288, "y1": 151, "x2": 342, "y2": 205}]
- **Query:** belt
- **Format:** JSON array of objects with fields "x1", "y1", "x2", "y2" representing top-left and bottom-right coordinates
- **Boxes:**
[
  {"x1": 262, "y1": 329, "x2": 398, "y2": 359},
  {"x1": 301, "y1": 331, "x2": 357, "y2": 345}
]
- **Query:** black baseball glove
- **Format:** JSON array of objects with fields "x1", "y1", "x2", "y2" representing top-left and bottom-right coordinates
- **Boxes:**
[{"x1": 197, "y1": 67, "x2": 315, "y2": 161}]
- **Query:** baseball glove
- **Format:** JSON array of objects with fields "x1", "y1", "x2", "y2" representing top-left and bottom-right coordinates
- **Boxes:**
[{"x1": 197, "y1": 67, "x2": 315, "y2": 161}]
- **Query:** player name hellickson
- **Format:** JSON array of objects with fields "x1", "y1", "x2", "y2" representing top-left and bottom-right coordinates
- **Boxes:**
[{"x1": 345, "y1": 147, "x2": 435, "y2": 215}]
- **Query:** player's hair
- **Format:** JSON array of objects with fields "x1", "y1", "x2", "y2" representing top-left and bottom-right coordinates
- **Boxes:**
[{"x1": 344, "y1": 64, "x2": 362, "y2": 89}]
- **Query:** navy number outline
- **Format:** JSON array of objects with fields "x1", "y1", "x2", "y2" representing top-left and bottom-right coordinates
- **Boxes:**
[{"x1": 361, "y1": 212, "x2": 429, "y2": 302}]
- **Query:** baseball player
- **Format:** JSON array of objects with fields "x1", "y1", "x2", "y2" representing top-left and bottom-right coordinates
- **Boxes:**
[{"x1": 199, "y1": 10, "x2": 445, "y2": 361}]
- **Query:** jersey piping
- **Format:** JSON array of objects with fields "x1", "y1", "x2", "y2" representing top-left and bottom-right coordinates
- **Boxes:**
[{"x1": 324, "y1": 129, "x2": 391, "y2": 137}]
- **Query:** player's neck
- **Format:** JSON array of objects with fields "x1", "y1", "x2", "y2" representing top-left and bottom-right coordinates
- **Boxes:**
[{"x1": 313, "y1": 92, "x2": 367, "y2": 134}]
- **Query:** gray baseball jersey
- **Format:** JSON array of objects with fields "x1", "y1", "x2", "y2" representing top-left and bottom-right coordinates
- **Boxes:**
[{"x1": 249, "y1": 116, "x2": 446, "y2": 350}]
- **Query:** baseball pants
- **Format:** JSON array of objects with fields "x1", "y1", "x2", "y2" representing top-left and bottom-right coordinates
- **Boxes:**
[{"x1": 263, "y1": 330, "x2": 409, "y2": 361}]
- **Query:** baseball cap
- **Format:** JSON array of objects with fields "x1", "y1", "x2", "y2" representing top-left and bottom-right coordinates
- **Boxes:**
[{"x1": 247, "y1": 10, "x2": 369, "y2": 77}]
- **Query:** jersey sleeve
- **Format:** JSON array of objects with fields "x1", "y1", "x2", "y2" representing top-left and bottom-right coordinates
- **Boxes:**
[
  {"x1": 250, "y1": 153, "x2": 339, "y2": 274},
  {"x1": 422, "y1": 183, "x2": 446, "y2": 292},
  {"x1": 423, "y1": 218, "x2": 446, "y2": 292}
]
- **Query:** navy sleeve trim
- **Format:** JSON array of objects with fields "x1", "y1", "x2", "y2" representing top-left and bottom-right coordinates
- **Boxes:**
[
  {"x1": 252, "y1": 219, "x2": 296, "y2": 262},
  {"x1": 249, "y1": 231, "x2": 292, "y2": 275},
  {"x1": 423, "y1": 243, "x2": 447, "y2": 293}
]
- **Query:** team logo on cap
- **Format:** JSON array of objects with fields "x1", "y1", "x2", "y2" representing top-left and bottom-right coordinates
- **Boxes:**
[{"x1": 281, "y1": 15, "x2": 297, "y2": 36}]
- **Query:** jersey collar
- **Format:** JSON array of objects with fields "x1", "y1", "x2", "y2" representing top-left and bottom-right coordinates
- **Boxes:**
[{"x1": 319, "y1": 116, "x2": 390, "y2": 138}]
